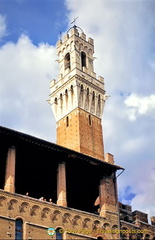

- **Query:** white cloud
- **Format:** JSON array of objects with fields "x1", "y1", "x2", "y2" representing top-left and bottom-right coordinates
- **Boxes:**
[
  {"x1": 125, "y1": 94, "x2": 155, "y2": 120},
  {"x1": 0, "y1": 15, "x2": 7, "y2": 40},
  {"x1": 130, "y1": 163, "x2": 155, "y2": 221},
  {"x1": 0, "y1": 34, "x2": 58, "y2": 140}
]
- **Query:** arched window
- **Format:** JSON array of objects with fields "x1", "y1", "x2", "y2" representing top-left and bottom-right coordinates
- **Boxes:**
[
  {"x1": 145, "y1": 234, "x2": 150, "y2": 240},
  {"x1": 92, "y1": 91, "x2": 95, "y2": 101},
  {"x1": 60, "y1": 93, "x2": 63, "y2": 109},
  {"x1": 97, "y1": 237, "x2": 103, "y2": 240},
  {"x1": 65, "y1": 89, "x2": 68, "y2": 96},
  {"x1": 56, "y1": 228, "x2": 63, "y2": 240},
  {"x1": 85, "y1": 88, "x2": 89, "y2": 110},
  {"x1": 81, "y1": 52, "x2": 86, "y2": 68},
  {"x1": 137, "y1": 233, "x2": 143, "y2": 240},
  {"x1": 65, "y1": 89, "x2": 68, "y2": 109},
  {"x1": 91, "y1": 91, "x2": 95, "y2": 113},
  {"x1": 98, "y1": 94, "x2": 101, "y2": 103},
  {"x1": 87, "y1": 88, "x2": 89, "y2": 95},
  {"x1": 55, "y1": 97, "x2": 58, "y2": 104},
  {"x1": 70, "y1": 85, "x2": 74, "y2": 105},
  {"x1": 65, "y1": 53, "x2": 70, "y2": 69},
  {"x1": 80, "y1": 84, "x2": 84, "y2": 106},
  {"x1": 80, "y1": 84, "x2": 84, "y2": 93},
  {"x1": 97, "y1": 94, "x2": 101, "y2": 113},
  {"x1": 70, "y1": 85, "x2": 74, "y2": 93},
  {"x1": 15, "y1": 218, "x2": 23, "y2": 240}
]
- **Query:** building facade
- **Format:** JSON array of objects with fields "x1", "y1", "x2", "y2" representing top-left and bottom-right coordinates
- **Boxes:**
[{"x1": 0, "y1": 26, "x2": 155, "y2": 239}]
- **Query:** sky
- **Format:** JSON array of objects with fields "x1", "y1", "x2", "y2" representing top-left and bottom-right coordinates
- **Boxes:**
[{"x1": 0, "y1": 0, "x2": 155, "y2": 220}]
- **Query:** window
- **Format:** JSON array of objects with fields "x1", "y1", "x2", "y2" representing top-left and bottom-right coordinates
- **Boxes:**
[
  {"x1": 91, "y1": 91, "x2": 95, "y2": 113},
  {"x1": 56, "y1": 228, "x2": 63, "y2": 240},
  {"x1": 15, "y1": 219, "x2": 23, "y2": 240},
  {"x1": 65, "y1": 89, "x2": 68, "y2": 109},
  {"x1": 87, "y1": 88, "x2": 89, "y2": 95},
  {"x1": 66, "y1": 116, "x2": 69, "y2": 127},
  {"x1": 92, "y1": 91, "x2": 95, "y2": 101},
  {"x1": 97, "y1": 237, "x2": 103, "y2": 240},
  {"x1": 55, "y1": 97, "x2": 58, "y2": 104},
  {"x1": 70, "y1": 85, "x2": 74, "y2": 105},
  {"x1": 145, "y1": 234, "x2": 150, "y2": 240},
  {"x1": 65, "y1": 53, "x2": 70, "y2": 69},
  {"x1": 81, "y1": 52, "x2": 86, "y2": 68},
  {"x1": 88, "y1": 115, "x2": 92, "y2": 126},
  {"x1": 65, "y1": 89, "x2": 68, "y2": 96},
  {"x1": 97, "y1": 94, "x2": 101, "y2": 114},
  {"x1": 70, "y1": 85, "x2": 74, "y2": 93},
  {"x1": 85, "y1": 88, "x2": 89, "y2": 110},
  {"x1": 137, "y1": 233, "x2": 143, "y2": 240},
  {"x1": 80, "y1": 84, "x2": 84, "y2": 92},
  {"x1": 79, "y1": 85, "x2": 84, "y2": 106}
]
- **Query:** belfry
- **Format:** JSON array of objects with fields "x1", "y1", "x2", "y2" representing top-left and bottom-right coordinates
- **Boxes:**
[{"x1": 49, "y1": 26, "x2": 106, "y2": 160}]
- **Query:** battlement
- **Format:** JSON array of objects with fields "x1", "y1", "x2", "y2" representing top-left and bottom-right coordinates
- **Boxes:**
[
  {"x1": 119, "y1": 202, "x2": 155, "y2": 227},
  {"x1": 56, "y1": 26, "x2": 94, "y2": 48}
]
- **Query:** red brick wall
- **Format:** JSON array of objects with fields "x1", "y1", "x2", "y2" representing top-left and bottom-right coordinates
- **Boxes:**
[{"x1": 57, "y1": 108, "x2": 104, "y2": 160}]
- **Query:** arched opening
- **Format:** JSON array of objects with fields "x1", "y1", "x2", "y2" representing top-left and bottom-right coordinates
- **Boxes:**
[
  {"x1": 71, "y1": 85, "x2": 74, "y2": 93},
  {"x1": 91, "y1": 91, "x2": 95, "y2": 113},
  {"x1": 60, "y1": 93, "x2": 63, "y2": 113},
  {"x1": 92, "y1": 91, "x2": 95, "y2": 101},
  {"x1": 81, "y1": 51, "x2": 86, "y2": 68},
  {"x1": 80, "y1": 84, "x2": 84, "y2": 106},
  {"x1": 70, "y1": 85, "x2": 74, "y2": 106},
  {"x1": 54, "y1": 97, "x2": 58, "y2": 114},
  {"x1": 56, "y1": 228, "x2": 63, "y2": 240},
  {"x1": 15, "y1": 218, "x2": 23, "y2": 240},
  {"x1": 80, "y1": 84, "x2": 84, "y2": 92},
  {"x1": 54, "y1": 97, "x2": 58, "y2": 104},
  {"x1": 85, "y1": 87, "x2": 89, "y2": 110},
  {"x1": 65, "y1": 89, "x2": 68, "y2": 110},
  {"x1": 87, "y1": 88, "x2": 89, "y2": 95},
  {"x1": 145, "y1": 234, "x2": 150, "y2": 240},
  {"x1": 97, "y1": 94, "x2": 101, "y2": 115},
  {"x1": 97, "y1": 237, "x2": 104, "y2": 240},
  {"x1": 60, "y1": 93, "x2": 63, "y2": 108},
  {"x1": 65, "y1": 53, "x2": 70, "y2": 69},
  {"x1": 137, "y1": 233, "x2": 143, "y2": 240}
]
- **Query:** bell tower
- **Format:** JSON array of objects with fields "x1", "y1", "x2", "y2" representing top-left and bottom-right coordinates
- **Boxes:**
[{"x1": 49, "y1": 26, "x2": 106, "y2": 160}]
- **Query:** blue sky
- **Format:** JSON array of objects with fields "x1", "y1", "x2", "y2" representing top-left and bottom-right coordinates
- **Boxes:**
[
  {"x1": 0, "y1": 0, "x2": 69, "y2": 45},
  {"x1": 0, "y1": 0, "x2": 155, "y2": 220}
]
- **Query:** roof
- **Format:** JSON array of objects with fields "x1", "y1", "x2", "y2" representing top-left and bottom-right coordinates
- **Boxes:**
[{"x1": 0, "y1": 126, "x2": 123, "y2": 171}]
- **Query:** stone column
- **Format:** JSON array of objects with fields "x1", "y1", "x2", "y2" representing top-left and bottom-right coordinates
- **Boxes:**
[
  {"x1": 4, "y1": 146, "x2": 16, "y2": 193},
  {"x1": 99, "y1": 177, "x2": 107, "y2": 217},
  {"x1": 57, "y1": 162, "x2": 67, "y2": 207},
  {"x1": 99, "y1": 174, "x2": 117, "y2": 217}
]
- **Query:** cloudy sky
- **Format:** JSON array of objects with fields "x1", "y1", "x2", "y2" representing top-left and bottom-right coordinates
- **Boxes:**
[{"x1": 0, "y1": 0, "x2": 155, "y2": 220}]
